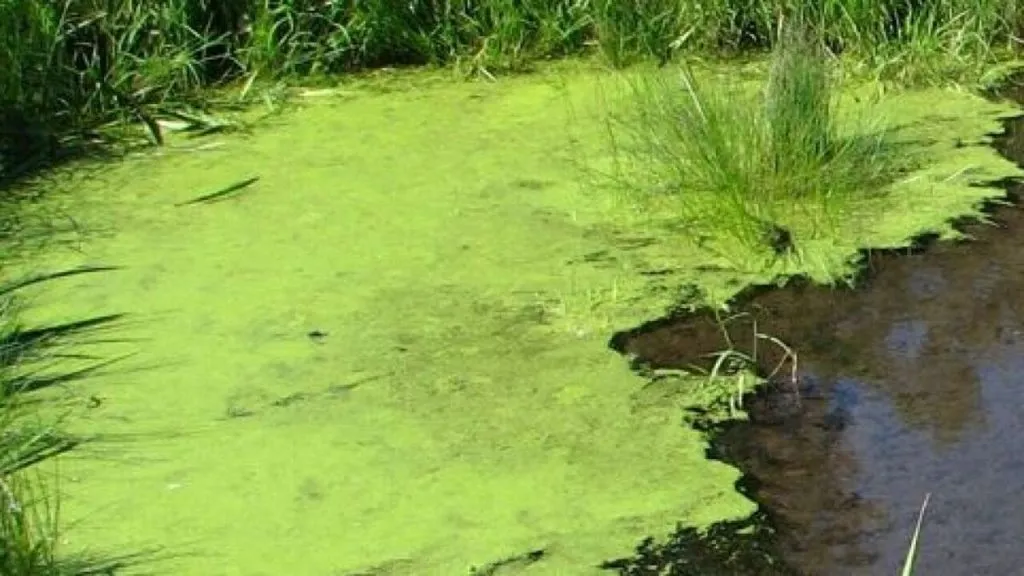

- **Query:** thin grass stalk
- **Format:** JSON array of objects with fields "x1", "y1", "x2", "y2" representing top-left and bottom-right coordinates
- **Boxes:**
[{"x1": 900, "y1": 492, "x2": 932, "y2": 576}]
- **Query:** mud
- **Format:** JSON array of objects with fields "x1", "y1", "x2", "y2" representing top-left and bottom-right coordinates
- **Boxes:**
[{"x1": 605, "y1": 109, "x2": 1024, "y2": 574}]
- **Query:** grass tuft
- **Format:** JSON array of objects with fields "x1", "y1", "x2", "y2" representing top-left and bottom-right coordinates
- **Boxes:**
[{"x1": 600, "y1": 20, "x2": 906, "y2": 267}]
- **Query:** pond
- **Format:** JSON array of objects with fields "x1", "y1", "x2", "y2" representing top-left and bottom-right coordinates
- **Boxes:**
[
  {"x1": 609, "y1": 106, "x2": 1024, "y2": 574},
  {"x1": 8, "y1": 65, "x2": 1022, "y2": 574}
]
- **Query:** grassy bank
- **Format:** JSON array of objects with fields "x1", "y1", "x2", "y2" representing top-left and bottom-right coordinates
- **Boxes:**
[
  {"x1": 1, "y1": 0, "x2": 1023, "y2": 180},
  {"x1": 596, "y1": 23, "x2": 911, "y2": 272}
]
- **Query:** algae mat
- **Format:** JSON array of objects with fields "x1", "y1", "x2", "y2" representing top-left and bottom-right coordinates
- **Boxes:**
[{"x1": 18, "y1": 73, "x2": 753, "y2": 574}]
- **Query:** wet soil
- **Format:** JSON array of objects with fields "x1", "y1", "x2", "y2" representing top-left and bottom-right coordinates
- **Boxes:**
[{"x1": 604, "y1": 109, "x2": 1024, "y2": 574}]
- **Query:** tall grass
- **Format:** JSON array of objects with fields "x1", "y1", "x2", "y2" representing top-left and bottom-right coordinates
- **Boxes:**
[
  {"x1": 0, "y1": 0, "x2": 1020, "y2": 181},
  {"x1": 599, "y1": 20, "x2": 905, "y2": 266},
  {"x1": 0, "y1": 266, "x2": 132, "y2": 575}
]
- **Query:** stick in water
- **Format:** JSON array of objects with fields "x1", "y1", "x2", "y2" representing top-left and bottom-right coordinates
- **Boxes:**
[{"x1": 176, "y1": 176, "x2": 260, "y2": 207}]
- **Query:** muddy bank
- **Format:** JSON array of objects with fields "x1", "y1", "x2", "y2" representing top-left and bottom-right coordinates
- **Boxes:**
[{"x1": 606, "y1": 110, "x2": 1024, "y2": 574}]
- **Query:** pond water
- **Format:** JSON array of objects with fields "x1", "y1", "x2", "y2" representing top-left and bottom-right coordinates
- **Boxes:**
[{"x1": 609, "y1": 110, "x2": 1024, "y2": 574}]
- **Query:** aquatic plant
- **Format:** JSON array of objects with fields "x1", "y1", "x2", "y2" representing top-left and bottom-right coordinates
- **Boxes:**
[
  {"x1": 640, "y1": 309, "x2": 800, "y2": 419},
  {"x1": 599, "y1": 20, "x2": 904, "y2": 264},
  {"x1": 705, "y1": 311, "x2": 798, "y2": 418},
  {"x1": 0, "y1": 267, "x2": 133, "y2": 575}
]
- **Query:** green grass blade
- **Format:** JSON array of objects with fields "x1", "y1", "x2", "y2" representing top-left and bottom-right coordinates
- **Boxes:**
[
  {"x1": 901, "y1": 492, "x2": 932, "y2": 576},
  {"x1": 0, "y1": 267, "x2": 122, "y2": 298},
  {"x1": 176, "y1": 175, "x2": 260, "y2": 206}
]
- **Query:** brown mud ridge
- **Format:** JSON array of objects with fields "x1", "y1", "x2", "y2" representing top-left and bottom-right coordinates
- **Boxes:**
[{"x1": 601, "y1": 111, "x2": 1024, "y2": 575}]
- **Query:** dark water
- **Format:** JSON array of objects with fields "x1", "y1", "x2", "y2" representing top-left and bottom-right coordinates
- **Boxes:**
[{"x1": 603, "y1": 110, "x2": 1024, "y2": 574}]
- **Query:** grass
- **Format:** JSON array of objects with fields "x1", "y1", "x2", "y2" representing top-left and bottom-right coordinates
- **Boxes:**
[
  {"x1": 596, "y1": 19, "x2": 909, "y2": 269},
  {"x1": 0, "y1": 0, "x2": 1021, "y2": 182},
  {"x1": 638, "y1": 307, "x2": 800, "y2": 423},
  {"x1": 0, "y1": 266, "x2": 135, "y2": 575},
  {"x1": 901, "y1": 492, "x2": 932, "y2": 576},
  {"x1": 670, "y1": 311, "x2": 799, "y2": 420},
  {"x1": 707, "y1": 312, "x2": 798, "y2": 417}
]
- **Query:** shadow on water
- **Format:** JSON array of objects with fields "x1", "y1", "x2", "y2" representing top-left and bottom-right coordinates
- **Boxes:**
[{"x1": 601, "y1": 107, "x2": 1024, "y2": 574}]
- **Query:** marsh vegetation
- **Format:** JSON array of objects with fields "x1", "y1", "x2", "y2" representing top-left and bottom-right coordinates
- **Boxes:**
[
  {"x1": 598, "y1": 20, "x2": 910, "y2": 268},
  {"x1": 1, "y1": 0, "x2": 1021, "y2": 180}
]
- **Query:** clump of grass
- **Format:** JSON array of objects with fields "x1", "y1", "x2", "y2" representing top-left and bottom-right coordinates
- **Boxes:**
[
  {"x1": 601, "y1": 20, "x2": 904, "y2": 267},
  {"x1": 1, "y1": 465, "x2": 66, "y2": 575}
]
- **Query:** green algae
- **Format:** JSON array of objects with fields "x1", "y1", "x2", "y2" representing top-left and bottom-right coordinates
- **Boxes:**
[{"x1": 8, "y1": 64, "x2": 1023, "y2": 574}]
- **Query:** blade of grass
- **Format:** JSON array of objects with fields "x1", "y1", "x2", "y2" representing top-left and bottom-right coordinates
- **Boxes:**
[
  {"x1": 175, "y1": 175, "x2": 259, "y2": 206},
  {"x1": 901, "y1": 492, "x2": 932, "y2": 576},
  {"x1": 0, "y1": 267, "x2": 122, "y2": 296}
]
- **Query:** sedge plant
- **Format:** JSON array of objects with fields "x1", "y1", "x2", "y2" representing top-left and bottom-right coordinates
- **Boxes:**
[{"x1": 600, "y1": 19, "x2": 904, "y2": 269}]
